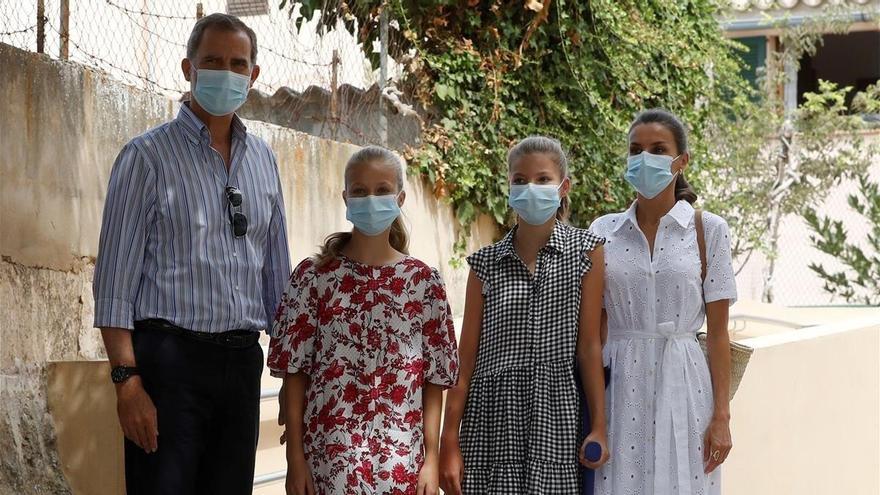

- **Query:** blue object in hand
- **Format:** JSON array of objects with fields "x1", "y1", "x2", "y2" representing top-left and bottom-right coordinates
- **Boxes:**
[{"x1": 584, "y1": 441, "x2": 602, "y2": 463}]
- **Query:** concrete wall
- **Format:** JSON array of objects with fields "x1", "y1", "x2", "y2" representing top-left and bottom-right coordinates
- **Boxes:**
[
  {"x1": 0, "y1": 42, "x2": 493, "y2": 494},
  {"x1": 240, "y1": 83, "x2": 423, "y2": 152},
  {"x1": 724, "y1": 318, "x2": 880, "y2": 494}
]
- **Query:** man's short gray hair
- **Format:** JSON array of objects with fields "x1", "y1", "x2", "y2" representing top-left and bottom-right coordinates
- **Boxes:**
[{"x1": 186, "y1": 13, "x2": 258, "y2": 65}]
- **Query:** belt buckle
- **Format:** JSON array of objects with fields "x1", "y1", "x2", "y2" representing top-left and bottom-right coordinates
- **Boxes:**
[{"x1": 222, "y1": 332, "x2": 249, "y2": 348}]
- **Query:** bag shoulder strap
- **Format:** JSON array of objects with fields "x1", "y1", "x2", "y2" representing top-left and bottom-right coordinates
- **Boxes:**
[{"x1": 695, "y1": 208, "x2": 707, "y2": 283}]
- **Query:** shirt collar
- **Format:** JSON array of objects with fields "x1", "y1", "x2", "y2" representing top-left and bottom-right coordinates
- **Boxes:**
[
  {"x1": 612, "y1": 200, "x2": 693, "y2": 233},
  {"x1": 176, "y1": 102, "x2": 248, "y2": 145},
  {"x1": 667, "y1": 200, "x2": 695, "y2": 229},
  {"x1": 612, "y1": 201, "x2": 639, "y2": 234},
  {"x1": 494, "y1": 221, "x2": 568, "y2": 262}
]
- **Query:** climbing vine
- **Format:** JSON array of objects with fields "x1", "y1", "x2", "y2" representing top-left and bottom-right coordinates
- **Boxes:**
[{"x1": 288, "y1": 0, "x2": 754, "y2": 238}]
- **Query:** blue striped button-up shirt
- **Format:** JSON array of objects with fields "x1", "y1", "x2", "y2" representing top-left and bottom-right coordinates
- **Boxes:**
[{"x1": 93, "y1": 103, "x2": 291, "y2": 334}]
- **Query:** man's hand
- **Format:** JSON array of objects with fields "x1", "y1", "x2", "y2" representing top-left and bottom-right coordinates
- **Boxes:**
[{"x1": 116, "y1": 377, "x2": 159, "y2": 453}]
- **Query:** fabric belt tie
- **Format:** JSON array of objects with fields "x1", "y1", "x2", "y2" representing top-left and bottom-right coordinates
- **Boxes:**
[{"x1": 608, "y1": 322, "x2": 698, "y2": 493}]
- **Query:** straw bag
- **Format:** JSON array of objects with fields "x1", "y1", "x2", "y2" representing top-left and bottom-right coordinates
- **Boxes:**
[{"x1": 694, "y1": 209, "x2": 753, "y2": 401}]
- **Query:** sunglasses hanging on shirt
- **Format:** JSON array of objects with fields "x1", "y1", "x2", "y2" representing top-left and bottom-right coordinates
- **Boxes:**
[{"x1": 225, "y1": 186, "x2": 248, "y2": 238}]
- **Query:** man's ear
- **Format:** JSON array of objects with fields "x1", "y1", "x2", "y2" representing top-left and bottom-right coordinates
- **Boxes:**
[
  {"x1": 249, "y1": 65, "x2": 260, "y2": 87},
  {"x1": 342, "y1": 189, "x2": 348, "y2": 207},
  {"x1": 182, "y1": 58, "x2": 192, "y2": 82}
]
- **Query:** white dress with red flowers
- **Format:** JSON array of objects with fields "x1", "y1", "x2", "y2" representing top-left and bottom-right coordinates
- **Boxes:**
[{"x1": 268, "y1": 255, "x2": 459, "y2": 495}]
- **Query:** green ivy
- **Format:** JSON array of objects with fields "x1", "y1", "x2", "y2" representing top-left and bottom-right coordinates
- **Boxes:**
[
  {"x1": 805, "y1": 172, "x2": 880, "y2": 306},
  {"x1": 288, "y1": 0, "x2": 754, "y2": 239}
]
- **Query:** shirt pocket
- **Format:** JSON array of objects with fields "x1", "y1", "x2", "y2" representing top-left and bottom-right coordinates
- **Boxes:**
[
  {"x1": 237, "y1": 183, "x2": 274, "y2": 243},
  {"x1": 155, "y1": 173, "x2": 218, "y2": 242}
]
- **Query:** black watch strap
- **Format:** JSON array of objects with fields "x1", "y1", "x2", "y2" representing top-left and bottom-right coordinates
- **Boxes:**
[{"x1": 111, "y1": 365, "x2": 140, "y2": 384}]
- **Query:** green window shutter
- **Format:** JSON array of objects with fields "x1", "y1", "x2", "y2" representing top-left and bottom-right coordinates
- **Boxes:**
[{"x1": 736, "y1": 36, "x2": 767, "y2": 89}]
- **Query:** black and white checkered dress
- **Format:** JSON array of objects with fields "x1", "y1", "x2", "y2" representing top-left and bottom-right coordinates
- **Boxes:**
[{"x1": 460, "y1": 221, "x2": 605, "y2": 494}]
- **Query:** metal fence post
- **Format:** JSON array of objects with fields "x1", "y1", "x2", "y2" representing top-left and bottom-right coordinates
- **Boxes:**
[
  {"x1": 330, "y1": 49, "x2": 340, "y2": 140},
  {"x1": 196, "y1": 3, "x2": 204, "y2": 20},
  {"x1": 36, "y1": 0, "x2": 45, "y2": 53},
  {"x1": 59, "y1": 0, "x2": 69, "y2": 59},
  {"x1": 379, "y1": 1, "x2": 389, "y2": 147}
]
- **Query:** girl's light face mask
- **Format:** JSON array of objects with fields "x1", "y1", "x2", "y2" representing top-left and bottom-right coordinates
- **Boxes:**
[
  {"x1": 508, "y1": 182, "x2": 563, "y2": 225},
  {"x1": 345, "y1": 193, "x2": 403, "y2": 236}
]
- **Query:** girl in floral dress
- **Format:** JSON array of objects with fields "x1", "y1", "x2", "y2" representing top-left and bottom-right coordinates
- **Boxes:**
[{"x1": 268, "y1": 146, "x2": 459, "y2": 495}]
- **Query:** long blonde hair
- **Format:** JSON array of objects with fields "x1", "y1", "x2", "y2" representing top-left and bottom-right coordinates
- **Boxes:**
[{"x1": 316, "y1": 146, "x2": 410, "y2": 268}]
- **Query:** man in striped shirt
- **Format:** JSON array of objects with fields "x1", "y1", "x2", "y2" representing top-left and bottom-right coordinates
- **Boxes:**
[{"x1": 92, "y1": 13, "x2": 290, "y2": 495}]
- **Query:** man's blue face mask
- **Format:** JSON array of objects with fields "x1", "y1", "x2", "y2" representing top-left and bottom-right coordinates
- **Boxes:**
[{"x1": 191, "y1": 68, "x2": 251, "y2": 116}]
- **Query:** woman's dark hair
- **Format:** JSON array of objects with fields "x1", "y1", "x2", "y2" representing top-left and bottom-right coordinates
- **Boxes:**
[
  {"x1": 628, "y1": 108, "x2": 698, "y2": 204},
  {"x1": 507, "y1": 135, "x2": 571, "y2": 221},
  {"x1": 316, "y1": 146, "x2": 409, "y2": 268}
]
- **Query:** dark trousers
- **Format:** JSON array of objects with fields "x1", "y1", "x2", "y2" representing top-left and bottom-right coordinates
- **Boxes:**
[
  {"x1": 125, "y1": 327, "x2": 264, "y2": 495},
  {"x1": 577, "y1": 364, "x2": 611, "y2": 495},
  {"x1": 576, "y1": 366, "x2": 595, "y2": 495}
]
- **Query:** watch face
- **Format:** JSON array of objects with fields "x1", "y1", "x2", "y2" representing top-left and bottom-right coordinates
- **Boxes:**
[{"x1": 112, "y1": 367, "x2": 131, "y2": 383}]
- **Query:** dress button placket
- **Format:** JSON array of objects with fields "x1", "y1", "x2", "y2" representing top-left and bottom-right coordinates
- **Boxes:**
[
  {"x1": 529, "y1": 251, "x2": 543, "y2": 354},
  {"x1": 649, "y1": 220, "x2": 667, "y2": 327}
]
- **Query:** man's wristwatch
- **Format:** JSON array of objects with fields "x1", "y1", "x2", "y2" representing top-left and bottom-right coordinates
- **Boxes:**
[{"x1": 111, "y1": 365, "x2": 140, "y2": 384}]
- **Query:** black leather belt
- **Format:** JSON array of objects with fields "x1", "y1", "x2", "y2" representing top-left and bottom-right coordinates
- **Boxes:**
[{"x1": 134, "y1": 319, "x2": 260, "y2": 349}]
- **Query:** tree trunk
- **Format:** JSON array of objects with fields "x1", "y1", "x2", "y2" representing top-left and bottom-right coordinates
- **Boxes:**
[
  {"x1": 762, "y1": 200, "x2": 783, "y2": 303},
  {"x1": 762, "y1": 122, "x2": 795, "y2": 303}
]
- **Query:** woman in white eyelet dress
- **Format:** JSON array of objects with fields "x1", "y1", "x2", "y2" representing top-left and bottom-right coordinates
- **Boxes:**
[{"x1": 590, "y1": 109, "x2": 737, "y2": 495}]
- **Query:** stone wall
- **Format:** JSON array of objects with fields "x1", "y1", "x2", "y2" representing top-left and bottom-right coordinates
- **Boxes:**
[
  {"x1": 239, "y1": 83, "x2": 423, "y2": 153},
  {"x1": 0, "y1": 42, "x2": 493, "y2": 494}
]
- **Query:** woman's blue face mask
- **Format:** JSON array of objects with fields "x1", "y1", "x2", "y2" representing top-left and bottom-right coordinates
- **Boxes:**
[{"x1": 625, "y1": 151, "x2": 682, "y2": 199}]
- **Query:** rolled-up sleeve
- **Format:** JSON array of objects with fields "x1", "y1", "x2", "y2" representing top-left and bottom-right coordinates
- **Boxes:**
[
  {"x1": 93, "y1": 143, "x2": 156, "y2": 330},
  {"x1": 262, "y1": 157, "x2": 291, "y2": 335},
  {"x1": 421, "y1": 269, "x2": 460, "y2": 388}
]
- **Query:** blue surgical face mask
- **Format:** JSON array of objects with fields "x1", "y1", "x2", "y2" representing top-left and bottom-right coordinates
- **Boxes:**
[
  {"x1": 346, "y1": 194, "x2": 402, "y2": 236},
  {"x1": 508, "y1": 183, "x2": 562, "y2": 226},
  {"x1": 625, "y1": 152, "x2": 681, "y2": 199},
  {"x1": 192, "y1": 69, "x2": 251, "y2": 116}
]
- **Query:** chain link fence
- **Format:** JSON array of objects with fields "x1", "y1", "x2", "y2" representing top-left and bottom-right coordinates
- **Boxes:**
[
  {"x1": 734, "y1": 157, "x2": 880, "y2": 307},
  {"x1": 1, "y1": 0, "x2": 412, "y2": 148}
]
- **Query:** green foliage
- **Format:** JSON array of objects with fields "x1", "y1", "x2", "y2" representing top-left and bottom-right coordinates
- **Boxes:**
[
  {"x1": 696, "y1": 13, "x2": 879, "y2": 280},
  {"x1": 286, "y1": 1, "x2": 880, "y2": 290},
  {"x1": 286, "y1": 0, "x2": 754, "y2": 235},
  {"x1": 805, "y1": 173, "x2": 880, "y2": 305},
  {"x1": 853, "y1": 81, "x2": 880, "y2": 115}
]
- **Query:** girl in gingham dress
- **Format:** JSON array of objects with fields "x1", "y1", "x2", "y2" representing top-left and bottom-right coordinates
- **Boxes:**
[
  {"x1": 268, "y1": 147, "x2": 459, "y2": 495},
  {"x1": 439, "y1": 136, "x2": 610, "y2": 495}
]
